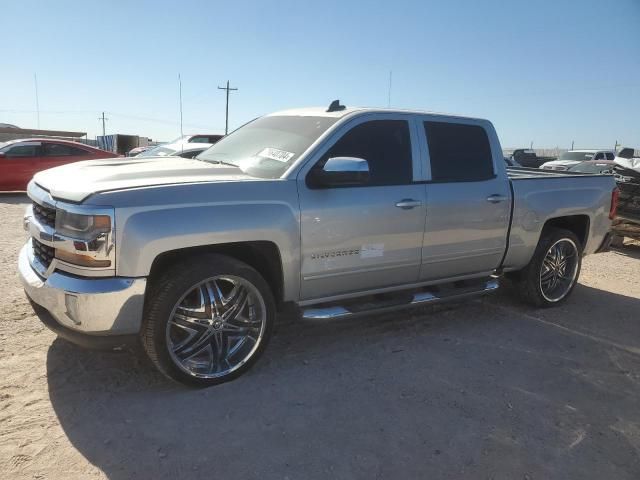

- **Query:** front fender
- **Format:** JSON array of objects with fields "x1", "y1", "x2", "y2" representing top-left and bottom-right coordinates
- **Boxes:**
[{"x1": 106, "y1": 182, "x2": 301, "y2": 302}]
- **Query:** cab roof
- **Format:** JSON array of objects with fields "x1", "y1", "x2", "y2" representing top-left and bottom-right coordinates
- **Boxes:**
[{"x1": 268, "y1": 105, "x2": 487, "y2": 122}]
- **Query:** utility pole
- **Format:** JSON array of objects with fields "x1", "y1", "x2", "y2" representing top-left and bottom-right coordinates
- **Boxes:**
[
  {"x1": 178, "y1": 74, "x2": 184, "y2": 137},
  {"x1": 571, "y1": 140, "x2": 574, "y2": 150},
  {"x1": 98, "y1": 112, "x2": 108, "y2": 137},
  {"x1": 217, "y1": 80, "x2": 238, "y2": 135},
  {"x1": 34, "y1": 74, "x2": 40, "y2": 129},
  {"x1": 614, "y1": 140, "x2": 620, "y2": 152}
]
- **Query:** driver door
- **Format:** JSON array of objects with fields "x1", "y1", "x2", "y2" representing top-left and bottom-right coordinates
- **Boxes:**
[{"x1": 297, "y1": 114, "x2": 426, "y2": 301}]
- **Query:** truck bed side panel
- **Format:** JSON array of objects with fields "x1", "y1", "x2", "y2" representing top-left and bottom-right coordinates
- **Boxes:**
[{"x1": 503, "y1": 175, "x2": 614, "y2": 271}]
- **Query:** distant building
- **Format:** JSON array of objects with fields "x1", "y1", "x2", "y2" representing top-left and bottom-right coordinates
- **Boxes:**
[{"x1": 0, "y1": 125, "x2": 87, "y2": 143}]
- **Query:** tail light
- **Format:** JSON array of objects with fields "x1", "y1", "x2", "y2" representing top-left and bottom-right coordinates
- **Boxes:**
[{"x1": 609, "y1": 187, "x2": 619, "y2": 220}]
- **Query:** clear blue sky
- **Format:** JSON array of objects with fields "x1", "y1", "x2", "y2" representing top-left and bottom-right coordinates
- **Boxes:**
[{"x1": 2, "y1": 0, "x2": 639, "y2": 148}]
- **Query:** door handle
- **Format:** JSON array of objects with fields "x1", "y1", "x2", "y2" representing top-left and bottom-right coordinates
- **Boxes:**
[
  {"x1": 395, "y1": 199, "x2": 422, "y2": 209},
  {"x1": 486, "y1": 194, "x2": 508, "y2": 203}
]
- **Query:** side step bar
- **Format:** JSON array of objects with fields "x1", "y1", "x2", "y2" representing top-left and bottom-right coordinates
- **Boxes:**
[{"x1": 301, "y1": 278, "x2": 499, "y2": 320}]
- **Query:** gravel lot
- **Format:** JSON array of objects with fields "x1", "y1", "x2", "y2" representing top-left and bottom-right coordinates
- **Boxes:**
[{"x1": 1, "y1": 193, "x2": 639, "y2": 479}]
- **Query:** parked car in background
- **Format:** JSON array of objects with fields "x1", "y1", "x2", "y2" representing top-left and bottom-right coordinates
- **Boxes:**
[
  {"x1": 0, "y1": 138, "x2": 118, "y2": 191},
  {"x1": 508, "y1": 149, "x2": 555, "y2": 168},
  {"x1": 567, "y1": 160, "x2": 616, "y2": 175},
  {"x1": 540, "y1": 150, "x2": 615, "y2": 171},
  {"x1": 173, "y1": 134, "x2": 224, "y2": 144},
  {"x1": 612, "y1": 147, "x2": 640, "y2": 244},
  {"x1": 19, "y1": 103, "x2": 617, "y2": 387},
  {"x1": 137, "y1": 141, "x2": 214, "y2": 158},
  {"x1": 504, "y1": 156, "x2": 521, "y2": 167},
  {"x1": 127, "y1": 146, "x2": 154, "y2": 157},
  {"x1": 174, "y1": 146, "x2": 209, "y2": 158}
]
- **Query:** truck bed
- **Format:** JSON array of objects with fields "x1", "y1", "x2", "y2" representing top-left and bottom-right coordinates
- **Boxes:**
[
  {"x1": 506, "y1": 166, "x2": 611, "y2": 180},
  {"x1": 502, "y1": 166, "x2": 615, "y2": 272}
]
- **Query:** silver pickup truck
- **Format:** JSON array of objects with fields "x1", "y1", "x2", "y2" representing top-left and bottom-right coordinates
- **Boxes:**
[{"x1": 19, "y1": 102, "x2": 617, "y2": 386}]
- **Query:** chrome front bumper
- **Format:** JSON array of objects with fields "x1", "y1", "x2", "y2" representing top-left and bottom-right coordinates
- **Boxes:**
[{"x1": 19, "y1": 242, "x2": 147, "y2": 335}]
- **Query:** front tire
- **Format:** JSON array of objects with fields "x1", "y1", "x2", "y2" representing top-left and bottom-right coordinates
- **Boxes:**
[
  {"x1": 141, "y1": 254, "x2": 275, "y2": 387},
  {"x1": 510, "y1": 227, "x2": 582, "y2": 308}
]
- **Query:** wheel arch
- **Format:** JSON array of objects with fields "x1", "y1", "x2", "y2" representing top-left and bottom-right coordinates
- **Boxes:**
[
  {"x1": 148, "y1": 241, "x2": 286, "y2": 309},
  {"x1": 542, "y1": 214, "x2": 590, "y2": 251}
]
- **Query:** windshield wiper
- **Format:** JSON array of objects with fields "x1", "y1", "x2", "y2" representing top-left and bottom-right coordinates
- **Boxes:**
[
  {"x1": 193, "y1": 157, "x2": 239, "y2": 168},
  {"x1": 212, "y1": 160, "x2": 239, "y2": 167}
]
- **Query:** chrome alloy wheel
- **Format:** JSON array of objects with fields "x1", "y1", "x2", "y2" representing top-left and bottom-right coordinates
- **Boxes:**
[
  {"x1": 539, "y1": 238, "x2": 579, "y2": 303},
  {"x1": 166, "y1": 275, "x2": 267, "y2": 378}
]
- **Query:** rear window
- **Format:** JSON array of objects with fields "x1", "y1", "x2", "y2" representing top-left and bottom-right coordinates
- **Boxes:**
[
  {"x1": 424, "y1": 121, "x2": 494, "y2": 182},
  {"x1": 139, "y1": 146, "x2": 177, "y2": 157},
  {"x1": 559, "y1": 151, "x2": 595, "y2": 161}
]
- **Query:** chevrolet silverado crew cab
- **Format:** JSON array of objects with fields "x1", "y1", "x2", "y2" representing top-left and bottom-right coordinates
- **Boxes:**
[{"x1": 19, "y1": 101, "x2": 618, "y2": 387}]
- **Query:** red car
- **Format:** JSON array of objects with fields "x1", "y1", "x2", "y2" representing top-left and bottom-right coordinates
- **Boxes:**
[{"x1": 0, "y1": 138, "x2": 118, "y2": 191}]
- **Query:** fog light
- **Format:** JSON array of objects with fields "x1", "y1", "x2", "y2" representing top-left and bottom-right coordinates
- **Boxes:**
[{"x1": 56, "y1": 250, "x2": 111, "y2": 268}]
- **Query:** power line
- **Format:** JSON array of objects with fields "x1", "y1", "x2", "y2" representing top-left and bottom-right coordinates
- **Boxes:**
[{"x1": 217, "y1": 80, "x2": 238, "y2": 135}]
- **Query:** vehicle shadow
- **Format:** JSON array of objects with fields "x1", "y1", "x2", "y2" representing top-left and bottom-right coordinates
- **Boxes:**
[
  {"x1": 46, "y1": 285, "x2": 640, "y2": 480},
  {"x1": 612, "y1": 242, "x2": 640, "y2": 261},
  {"x1": 0, "y1": 192, "x2": 29, "y2": 204}
]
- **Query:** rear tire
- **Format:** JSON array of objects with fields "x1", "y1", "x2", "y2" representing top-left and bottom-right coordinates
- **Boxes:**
[
  {"x1": 141, "y1": 254, "x2": 275, "y2": 387},
  {"x1": 509, "y1": 227, "x2": 582, "y2": 308}
]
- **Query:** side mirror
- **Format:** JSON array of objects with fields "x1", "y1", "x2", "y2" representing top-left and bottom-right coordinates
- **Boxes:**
[{"x1": 310, "y1": 157, "x2": 370, "y2": 188}]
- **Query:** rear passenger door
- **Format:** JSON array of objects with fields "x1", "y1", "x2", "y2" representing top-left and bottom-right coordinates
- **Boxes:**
[
  {"x1": 417, "y1": 118, "x2": 511, "y2": 281},
  {"x1": 297, "y1": 114, "x2": 426, "y2": 301}
]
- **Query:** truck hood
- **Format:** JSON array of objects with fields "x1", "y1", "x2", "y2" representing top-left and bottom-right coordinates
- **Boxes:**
[{"x1": 33, "y1": 156, "x2": 253, "y2": 202}]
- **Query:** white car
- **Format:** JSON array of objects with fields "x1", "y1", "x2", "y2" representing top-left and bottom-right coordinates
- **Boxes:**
[
  {"x1": 540, "y1": 150, "x2": 615, "y2": 171},
  {"x1": 137, "y1": 141, "x2": 213, "y2": 159}
]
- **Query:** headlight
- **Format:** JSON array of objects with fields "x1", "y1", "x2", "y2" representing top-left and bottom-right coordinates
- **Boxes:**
[{"x1": 55, "y1": 210, "x2": 111, "y2": 241}]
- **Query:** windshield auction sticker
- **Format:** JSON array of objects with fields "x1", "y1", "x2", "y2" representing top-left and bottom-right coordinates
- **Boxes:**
[{"x1": 257, "y1": 147, "x2": 295, "y2": 163}]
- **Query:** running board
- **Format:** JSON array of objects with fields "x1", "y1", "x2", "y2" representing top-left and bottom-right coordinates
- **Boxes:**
[{"x1": 301, "y1": 278, "x2": 499, "y2": 320}]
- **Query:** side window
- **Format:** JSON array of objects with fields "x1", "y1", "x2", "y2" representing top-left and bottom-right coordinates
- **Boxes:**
[
  {"x1": 190, "y1": 135, "x2": 221, "y2": 144},
  {"x1": 318, "y1": 120, "x2": 413, "y2": 186},
  {"x1": 70, "y1": 146, "x2": 89, "y2": 156},
  {"x1": 424, "y1": 121, "x2": 494, "y2": 182},
  {"x1": 44, "y1": 143, "x2": 87, "y2": 156},
  {"x1": 605, "y1": 152, "x2": 615, "y2": 161},
  {"x1": 5, "y1": 144, "x2": 39, "y2": 157},
  {"x1": 594, "y1": 152, "x2": 605, "y2": 160},
  {"x1": 178, "y1": 149, "x2": 203, "y2": 158}
]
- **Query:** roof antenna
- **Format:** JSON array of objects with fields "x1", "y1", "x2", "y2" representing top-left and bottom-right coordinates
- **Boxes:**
[{"x1": 326, "y1": 99, "x2": 346, "y2": 112}]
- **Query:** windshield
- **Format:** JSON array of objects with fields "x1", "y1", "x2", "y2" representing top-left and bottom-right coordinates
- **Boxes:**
[
  {"x1": 569, "y1": 162, "x2": 613, "y2": 174},
  {"x1": 138, "y1": 145, "x2": 177, "y2": 157},
  {"x1": 559, "y1": 151, "x2": 594, "y2": 161},
  {"x1": 197, "y1": 115, "x2": 339, "y2": 178}
]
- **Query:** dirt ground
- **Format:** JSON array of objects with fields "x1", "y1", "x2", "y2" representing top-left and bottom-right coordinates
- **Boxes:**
[{"x1": 1, "y1": 193, "x2": 639, "y2": 479}]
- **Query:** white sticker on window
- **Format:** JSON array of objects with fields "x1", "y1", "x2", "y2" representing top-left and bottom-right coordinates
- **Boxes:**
[
  {"x1": 257, "y1": 147, "x2": 295, "y2": 163},
  {"x1": 360, "y1": 243, "x2": 384, "y2": 258}
]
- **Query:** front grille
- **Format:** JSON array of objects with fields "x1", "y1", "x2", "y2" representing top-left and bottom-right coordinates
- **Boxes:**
[
  {"x1": 32, "y1": 238, "x2": 55, "y2": 268},
  {"x1": 33, "y1": 202, "x2": 56, "y2": 228}
]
